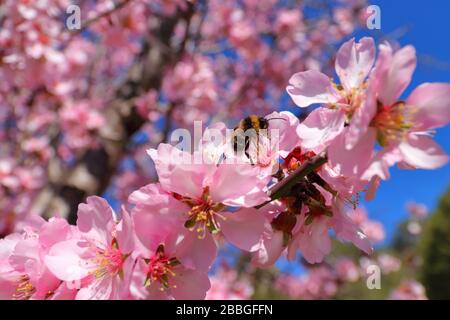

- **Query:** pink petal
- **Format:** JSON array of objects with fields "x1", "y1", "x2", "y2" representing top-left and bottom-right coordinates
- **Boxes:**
[
  {"x1": 407, "y1": 83, "x2": 450, "y2": 130},
  {"x1": 77, "y1": 196, "x2": 114, "y2": 245},
  {"x1": 116, "y1": 208, "x2": 134, "y2": 254},
  {"x1": 297, "y1": 107, "x2": 346, "y2": 151},
  {"x1": 328, "y1": 128, "x2": 375, "y2": 177},
  {"x1": 38, "y1": 217, "x2": 72, "y2": 249},
  {"x1": 76, "y1": 276, "x2": 113, "y2": 300},
  {"x1": 175, "y1": 231, "x2": 217, "y2": 272},
  {"x1": 48, "y1": 283, "x2": 78, "y2": 300},
  {"x1": 220, "y1": 208, "x2": 266, "y2": 252},
  {"x1": 264, "y1": 111, "x2": 301, "y2": 153},
  {"x1": 332, "y1": 205, "x2": 373, "y2": 255},
  {"x1": 335, "y1": 37, "x2": 375, "y2": 91},
  {"x1": 130, "y1": 184, "x2": 188, "y2": 252},
  {"x1": 376, "y1": 44, "x2": 416, "y2": 106},
  {"x1": 345, "y1": 81, "x2": 377, "y2": 149},
  {"x1": 251, "y1": 228, "x2": 284, "y2": 268},
  {"x1": 9, "y1": 238, "x2": 40, "y2": 273},
  {"x1": 287, "y1": 70, "x2": 339, "y2": 107},
  {"x1": 0, "y1": 234, "x2": 21, "y2": 262},
  {"x1": 209, "y1": 164, "x2": 269, "y2": 206},
  {"x1": 147, "y1": 144, "x2": 206, "y2": 199},
  {"x1": 362, "y1": 147, "x2": 401, "y2": 181},
  {"x1": 289, "y1": 217, "x2": 331, "y2": 264},
  {"x1": 399, "y1": 133, "x2": 449, "y2": 169},
  {"x1": 44, "y1": 239, "x2": 92, "y2": 282},
  {"x1": 171, "y1": 269, "x2": 211, "y2": 300},
  {"x1": 365, "y1": 176, "x2": 380, "y2": 201}
]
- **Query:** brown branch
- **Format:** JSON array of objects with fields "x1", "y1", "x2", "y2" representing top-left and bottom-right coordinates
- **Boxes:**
[
  {"x1": 255, "y1": 152, "x2": 328, "y2": 209},
  {"x1": 70, "y1": 0, "x2": 135, "y2": 35}
]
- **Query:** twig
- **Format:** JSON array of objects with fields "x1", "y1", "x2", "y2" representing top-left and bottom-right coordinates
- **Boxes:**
[
  {"x1": 70, "y1": 0, "x2": 135, "y2": 35},
  {"x1": 255, "y1": 152, "x2": 328, "y2": 209}
]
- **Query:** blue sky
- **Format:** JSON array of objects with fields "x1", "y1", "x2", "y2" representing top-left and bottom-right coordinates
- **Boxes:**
[{"x1": 353, "y1": 0, "x2": 450, "y2": 243}]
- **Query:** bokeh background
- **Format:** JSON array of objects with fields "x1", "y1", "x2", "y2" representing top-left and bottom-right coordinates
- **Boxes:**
[{"x1": 0, "y1": 0, "x2": 449, "y2": 299}]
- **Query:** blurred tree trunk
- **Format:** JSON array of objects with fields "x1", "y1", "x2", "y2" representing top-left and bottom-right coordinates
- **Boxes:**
[{"x1": 39, "y1": 5, "x2": 195, "y2": 223}]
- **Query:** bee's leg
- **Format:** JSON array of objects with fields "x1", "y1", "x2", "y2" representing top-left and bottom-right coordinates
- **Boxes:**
[
  {"x1": 216, "y1": 153, "x2": 226, "y2": 166},
  {"x1": 245, "y1": 150, "x2": 255, "y2": 166},
  {"x1": 244, "y1": 136, "x2": 255, "y2": 165}
]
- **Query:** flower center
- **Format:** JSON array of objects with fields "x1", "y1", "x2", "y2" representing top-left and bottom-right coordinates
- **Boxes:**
[
  {"x1": 145, "y1": 245, "x2": 180, "y2": 290},
  {"x1": 92, "y1": 240, "x2": 125, "y2": 279},
  {"x1": 176, "y1": 187, "x2": 225, "y2": 239},
  {"x1": 282, "y1": 147, "x2": 317, "y2": 172},
  {"x1": 13, "y1": 275, "x2": 36, "y2": 300},
  {"x1": 371, "y1": 101, "x2": 416, "y2": 146}
]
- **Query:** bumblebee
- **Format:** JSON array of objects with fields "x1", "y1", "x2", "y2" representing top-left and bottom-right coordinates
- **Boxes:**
[{"x1": 232, "y1": 115, "x2": 285, "y2": 164}]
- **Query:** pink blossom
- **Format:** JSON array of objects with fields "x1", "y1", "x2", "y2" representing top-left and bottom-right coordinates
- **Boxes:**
[
  {"x1": 44, "y1": 197, "x2": 134, "y2": 300},
  {"x1": 389, "y1": 280, "x2": 427, "y2": 300},
  {"x1": 128, "y1": 222, "x2": 210, "y2": 300},
  {"x1": 360, "y1": 43, "x2": 450, "y2": 180},
  {"x1": 143, "y1": 142, "x2": 268, "y2": 251},
  {"x1": 276, "y1": 266, "x2": 338, "y2": 300},
  {"x1": 335, "y1": 257, "x2": 360, "y2": 282},
  {"x1": 406, "y1": 202, "x2": 428, "y2": 219},
  {"x1": 0, "y1": 216, "x2": 76, "y2": 300},
  {"x1": 377, "y1": 253, "x2": 401, "y2": 274},
  {"x1": 287, "y1": 37, "x2": 375, "y2": 144},
  {"x1": 206, "y1": 267, "x2": 253, "y2": 300}
]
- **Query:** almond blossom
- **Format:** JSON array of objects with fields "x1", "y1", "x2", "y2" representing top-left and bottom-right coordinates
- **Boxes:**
[
  {"x1": 129, "y1": 222, "x2": 211, "y2": 300},
  {"x1": 287, "y1": 37, "x2": 376, "y2": 150},
  {"x1": 0, "y1": 216, "x2": 76, "y2": 299},
  {"x1": 131, "y1": 141, "x2": 269, "y2": 256},
  {"x1": 44, "y1": 197, "x2": 134, "y2": 300},
  {"x1": 0, "y1": 4, "x2": 448, "y2": 299}
]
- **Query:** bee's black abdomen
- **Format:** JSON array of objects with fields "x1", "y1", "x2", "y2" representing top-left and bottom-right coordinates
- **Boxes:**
[
  {"x1": 259, "y1": 117, "x2": 269, "y2": 129},
  {"x1": 244, "y1": 117, "x2": 254, "y2": 131}
]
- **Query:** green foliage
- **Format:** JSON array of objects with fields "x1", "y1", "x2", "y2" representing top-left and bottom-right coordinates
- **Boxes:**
[
  {"x1": 392, "y1": 221, "x2": 419, "y2": 253},
  {"x1": 420, "y1": 185, "x2": 450, "y2": 299}
]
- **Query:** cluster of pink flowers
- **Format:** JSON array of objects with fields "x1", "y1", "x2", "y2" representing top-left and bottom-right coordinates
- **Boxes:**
[
  {"x1": 275, "y1": 266, "x2": 339, "y2": 300},
  {"x1": 206, "y1": 266, "x2": 253, "y2": 300},
  {"x1": 275, "y1": 253, "x2": 403, "y2": 300},
  {"x1": 287, "y1": 38, "x2": 450, "y2": 195},
  {"x1": 389, "y1": 280, "x2": 427, "y2": 300},
  {"x1": 1, "y1": 35, "x2": 448, "y2": 299},
  {"x1": 0, "y1": 0, "x2": 367, "y2": 234}
]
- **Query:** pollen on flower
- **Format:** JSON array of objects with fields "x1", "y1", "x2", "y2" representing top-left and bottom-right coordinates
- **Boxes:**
[
  {"x1": 179, "y1": 187, "x2": 225, "y2": 239},
  {"x1": 91, "y1": 243, "x2": 124, "y2": 279},
  {"x1": 372, "y1": 101, "x2": 417, "y2": 146},
  {"x1": 12, "y1": 275, "x2": 36, "y2": 300},
  {"x1": 145, "y1": 245, "x2": 180, "y2": 291}
]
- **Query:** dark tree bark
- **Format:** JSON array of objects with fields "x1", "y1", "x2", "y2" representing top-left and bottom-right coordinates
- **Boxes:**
[{"x1": 39, "y1": 5, "x2": 195, "y2": 223}]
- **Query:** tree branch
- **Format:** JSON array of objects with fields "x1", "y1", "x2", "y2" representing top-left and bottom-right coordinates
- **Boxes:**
[{"x1": 255, "y1": 152, "x2": 328, "y2": 209}]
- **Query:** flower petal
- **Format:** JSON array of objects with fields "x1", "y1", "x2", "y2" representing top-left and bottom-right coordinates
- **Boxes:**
[
  {"x1": 335, "y1": 37, "x2": 375, "y2": 91},
  {"x1": 209, "y1": 164, "x2": 269, "y2": 206},
  {"x1": 44, "y1": 239, "x2": 92, "y2": 282},
  {"x1": 77, "y1": 196, "x2": 114, "y2": 245},
  {"x1": 287, "y1": 70, "x2": 339, "y2": 107},
  {"x1": 375, "y1": 43, "x2": 416, "y2": 106},
  {"x1": 220, "y1": 208, "x2": 266, "y2": 252},
  {"x1": 171, "y1": 269, "x2": 210, "y2": 300},
  {"x1": 328, "y1": 128, "x2": 375, "y2": 177},
  {"x1": 398, "y1": 133, "x2": 449, "y2": 169},
  {"x1": 175, "y1": 231, "x2": 217, "y2": 272},
  {"x1": 297, "y1": 107, "x2": 346, "y2": 151},
  {"x1": 147, "y1": 144, "x2": 206, "y2": 199},
  {"x1": 407, "y1": 83, "x2": 450, "y2": 130}
]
